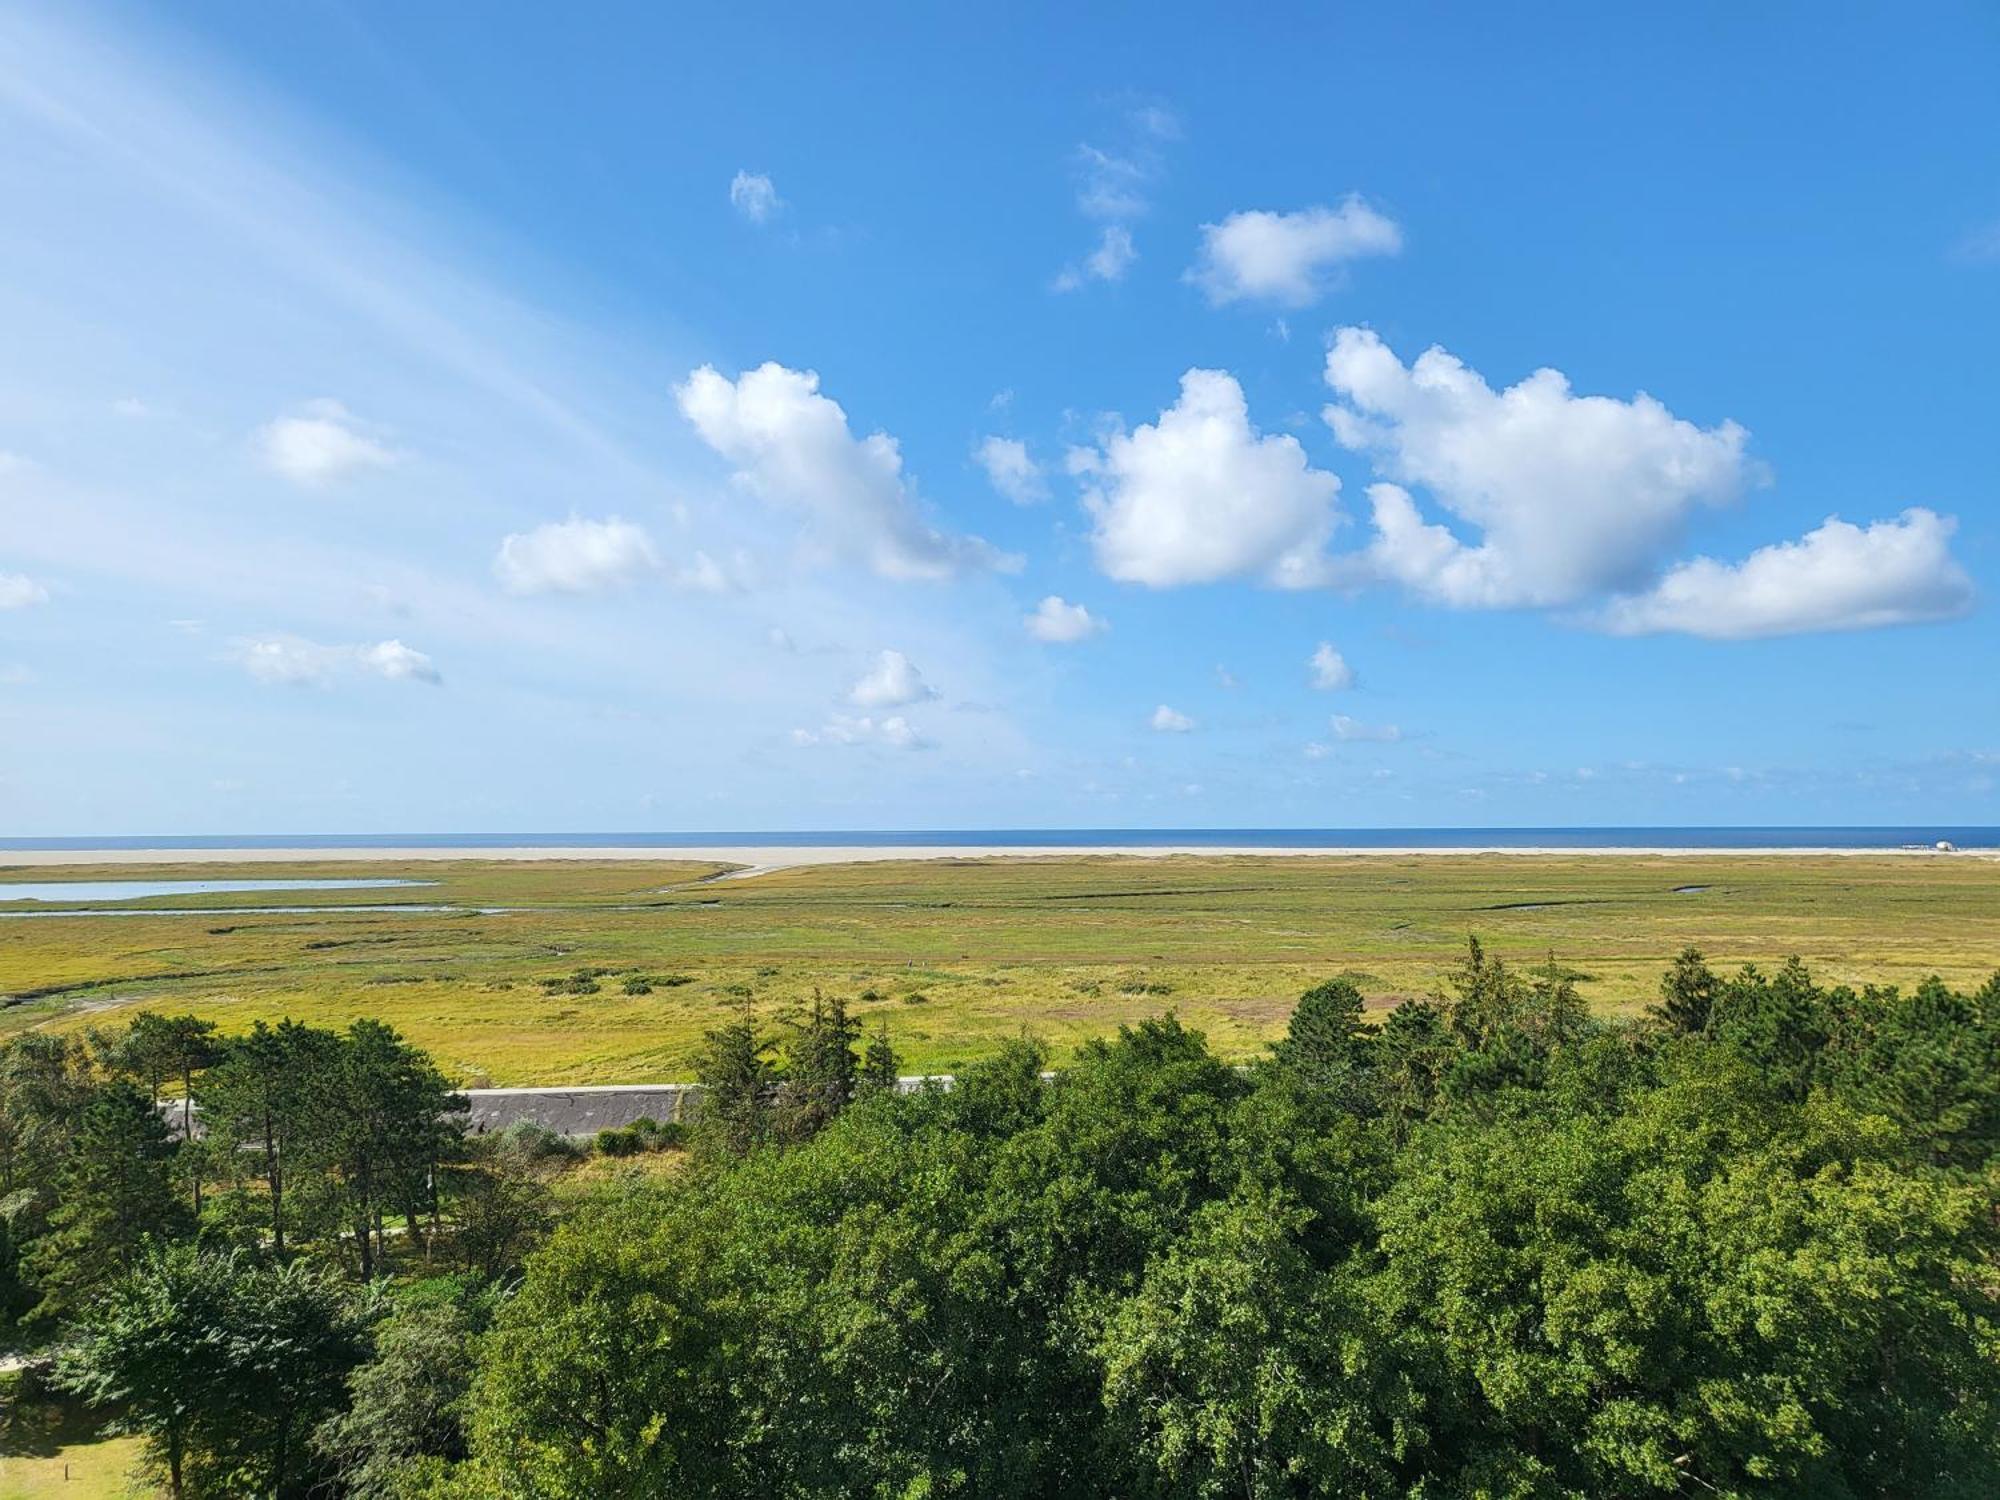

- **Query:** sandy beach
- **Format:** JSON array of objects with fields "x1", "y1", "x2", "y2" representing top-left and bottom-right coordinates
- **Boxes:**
[{"x1": 0, "y1": 843, "x2": 1987, "y2": 877}]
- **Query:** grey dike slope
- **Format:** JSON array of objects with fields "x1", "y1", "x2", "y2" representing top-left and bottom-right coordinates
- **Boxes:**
[
  {"x1": 468, "y1": 1075, "x2": 960, "y2": 1135},
  {"x1": 161, "y1": 1076, "x2": 961, "y2": 1140}
]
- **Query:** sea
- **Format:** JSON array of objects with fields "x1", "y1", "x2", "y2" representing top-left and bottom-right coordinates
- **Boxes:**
[{"x1": 2, "y1": 828, "x2": 1997, "y2": 851}]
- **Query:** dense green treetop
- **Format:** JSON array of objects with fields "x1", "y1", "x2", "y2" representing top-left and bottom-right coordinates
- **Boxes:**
[
  {"x1": 461, "y1": 956, "x2": 2000, "y2": 1498},
  {"x1": 6, "y1": 951, "x2": 1998, "y2": 1499}
]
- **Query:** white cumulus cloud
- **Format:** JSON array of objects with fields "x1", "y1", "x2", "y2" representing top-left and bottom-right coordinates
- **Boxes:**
[
  {"x1": 1188, "y1": 198, "x2": 1402, "y2": 307},
  {"x1": 1308, "y1": 641, "x2": 1354, "y2": 690},
  {"x1": 1082, "y1": 369, "x2": 1342, "y2": 588},
  {"x1": 1151, "y1": 704, "x2": 1195, "y2": 732},
  {"x1": 974, "y1": 436, "x2": 1048, "y2": 505},
  {"x1": 230, "y1": 634, "x2": 440, "y2": 687},
  {"x1": 677, "y1": 362, "x2": 1008, "y2": 580},
  {"x1": 494, "y1": 516, "x2": 661, "y2": 595},
  {"x1": 849, "y1": 649, "x2": 936, "y2": 709},
  {"x1": 1324, "y1": 328, "x2": 1752, "y2": 608},
  {"x1": 0, "y1": 572, "x2": 49, "y2": 609},
  {"x1": 729, "y1": 171, "x2": 783, "y2": 224},
  {"x1": 1597, "y1": 508, "x2": 1974, "y2": 639},
  {"x1": 257, "y1": 400, "x2": 396, "y2": 488},
  {"x1": 1025, "y1": 595, "x2": 1106, "y2": 643}
]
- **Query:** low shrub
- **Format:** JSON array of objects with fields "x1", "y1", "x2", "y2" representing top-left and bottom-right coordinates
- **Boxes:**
[
  {"x1": 633, "y1": 1117, "x2": 687, "y2": 1149},
  {"x1": 494, "y1": 1121, "x2": 586, "y2": 1164},
  {"x1": 595, "y1": 1126, "x2": 644, "y2": 1157},
  {"x1": 595, "y1": 1117, "x2": 688, "y2": 1157}
]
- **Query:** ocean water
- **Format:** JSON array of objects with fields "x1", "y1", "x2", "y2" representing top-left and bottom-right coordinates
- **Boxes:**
[{"x1": 2, "y1": 828, "x2": 1995, "y2": 851}]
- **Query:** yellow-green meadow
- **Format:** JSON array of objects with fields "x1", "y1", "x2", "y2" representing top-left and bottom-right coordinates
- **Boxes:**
[{"x1": 4, "y1": 853, "x2": 1996, "y2": 1084}]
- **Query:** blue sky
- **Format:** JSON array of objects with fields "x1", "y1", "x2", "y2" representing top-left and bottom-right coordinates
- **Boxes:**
[{"x1": 2, "y1": 0, "x2": 1997, "y2": 834}]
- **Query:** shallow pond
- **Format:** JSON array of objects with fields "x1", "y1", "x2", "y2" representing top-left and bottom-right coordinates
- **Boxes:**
[{"x1": 0, "y1": 878, "x2": 436, "y2": 904}]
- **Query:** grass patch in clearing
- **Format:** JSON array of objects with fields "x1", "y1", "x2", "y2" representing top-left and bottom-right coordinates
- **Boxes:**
[{"x1": 0, "y1": 1373, "x2": 152, "y2": 1499}]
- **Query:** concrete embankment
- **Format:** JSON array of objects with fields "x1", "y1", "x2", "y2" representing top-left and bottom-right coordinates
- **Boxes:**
[
  {"x1": 464, "y1": 1076, "x2": 952, "y2": 1135},
  {"x1": 162, "y1": 1076, "x2": 956, "y2": 1140},
  {"x1": 465, "y1": 1084, "x2": 701, "y2": 1135}
]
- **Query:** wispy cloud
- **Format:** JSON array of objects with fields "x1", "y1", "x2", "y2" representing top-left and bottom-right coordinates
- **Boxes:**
[
  {"x1": 1947, "y1": 219, "x2": 2000, "y2": 264},
  {"x1": 791, "y1": 713, "x2": 929, "y2": 751},
  {"x1": 0, "y1": 6, "x2": 1041, "y2": 834},
  {"x1": 1330, "y1": 713, "x2": 1400, "y2": 743},
  {"x1": 1052, "y1": 104, "x2": 1177, "y2": 291},
  {"x1": 0, "y1": 572, "x2": 50, "y2": 609},
  {"x1": 974, "y1": 436, "x2": 1048, "y2": 505},
  {"x1": 229, "y1": 634, "x2": 441, "y2": 687},
  {"x1": 729, "y1": 170, "x2": 783, "y2": 225}
]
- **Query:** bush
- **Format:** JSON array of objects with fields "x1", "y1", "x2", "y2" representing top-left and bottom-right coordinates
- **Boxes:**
[
  {"x1": 493, "y1": 1121, "x2": 585, "y2": 1165},
  {"x1": 595, "y1": 1126, "x2": 644, "y2": 1157},
  {"x1": 595, "y1": 1118, "x2": 687, "y2": 1157},
  {"x1": 633, "y1": 1117, "x2": 687, "y2": 1150}
]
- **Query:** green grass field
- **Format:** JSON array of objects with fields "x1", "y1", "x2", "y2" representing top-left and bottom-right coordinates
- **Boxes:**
[
  {"x1": 0, "y1": 1370, "x2": 150, "y2": 1500},
  {"x1": 3, "y1": 854, "x2": 1997, "y2": 1083}
]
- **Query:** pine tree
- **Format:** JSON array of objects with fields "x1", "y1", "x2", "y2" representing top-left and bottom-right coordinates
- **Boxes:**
[
  {"x1": 777, "y1": 991, "x2": 862, "y2": 1142},
  {"x1": 109, "y1": 1014, "x2": 222, "y2": 1213},
  {"x1": 1652, "y1": 947, "x2": 1720, "y2": 1035},
  {"x1": 1444, "y1": 936, "x2": 1524, "y2": 1046},
  {"x1": 325, "y1": 1020, "x2": 466, "y2": 1280},
  {"x1": 1374, "y1": 998, "x2": 1450, "y2": 1139},
  {"x1": 1271, "y1": 978, "x2": 1370, "y2": 1095},
  {"x1": 25, "y1": 1080, "x2": 187, "y2": 1321},
  {"x1": 859, "y1": 1024, "x2": 901, "y2": 1096},
  {"x1": 201, "y1": 1020, "x2": 343, "y2": 1258},
  {"x1": 1523, "y1": 952, "x2": 1590, "y2": 1049},
  {"x1": 692, "y1": 1003, "x2": 774, "y2": 1158}
]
